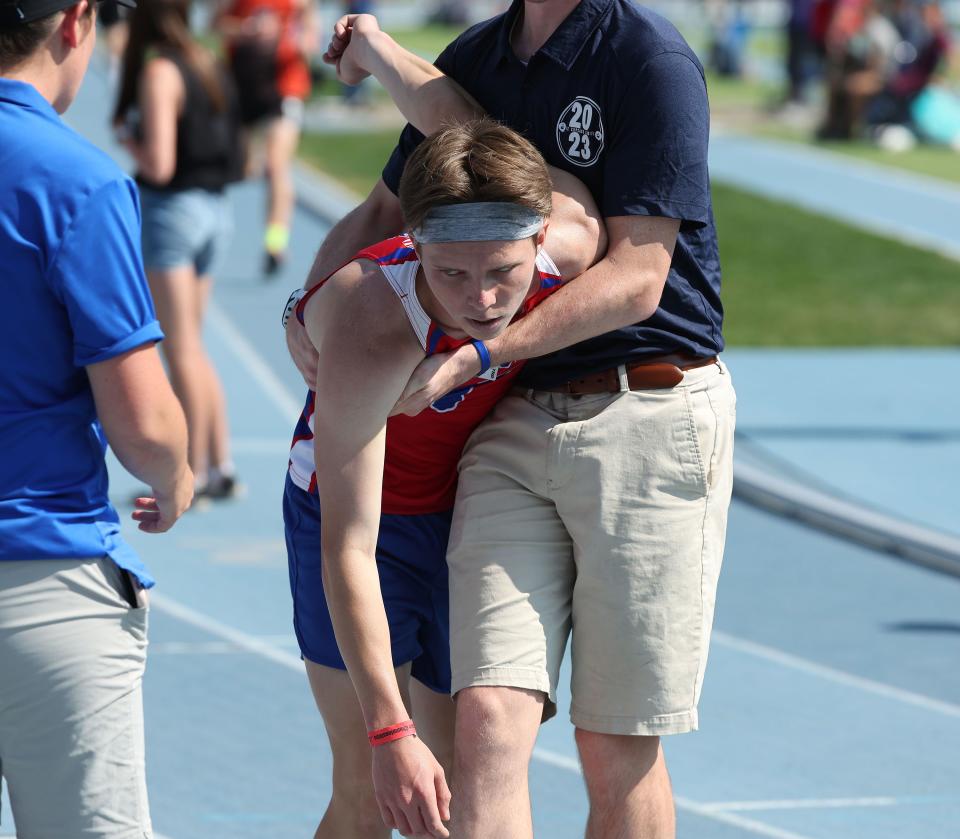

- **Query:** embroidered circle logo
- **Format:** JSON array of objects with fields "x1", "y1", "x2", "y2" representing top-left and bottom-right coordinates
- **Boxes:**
[{"x1": 556, "y1": 96, "x2": 604, "y2": 167}]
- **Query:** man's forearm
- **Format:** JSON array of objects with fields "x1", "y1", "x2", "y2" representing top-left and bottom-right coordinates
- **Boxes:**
[
  {"x1": 486, "y1": 251, "x2": 667, "y2": 367},
  {"x1": 358, "y1": 30, "x2": 481, "y2": 136}
]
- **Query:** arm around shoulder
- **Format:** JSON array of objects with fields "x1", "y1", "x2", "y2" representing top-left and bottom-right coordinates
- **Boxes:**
[{"x1": 543, "y1": 166, "x2": 607, "y2": 280}]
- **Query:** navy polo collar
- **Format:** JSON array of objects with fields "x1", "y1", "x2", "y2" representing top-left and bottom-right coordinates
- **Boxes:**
[{"x1": 495, "y1": 0, "x2": 614, "y2": 70}]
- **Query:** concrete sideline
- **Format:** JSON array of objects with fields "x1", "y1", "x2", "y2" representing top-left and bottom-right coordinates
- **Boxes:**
[
  {"x1": 291, "y1": 158, "x2": 960, "y2": 579},
  {"x1": 734, "y1": 462, "x2": 960, "y2": 578}
]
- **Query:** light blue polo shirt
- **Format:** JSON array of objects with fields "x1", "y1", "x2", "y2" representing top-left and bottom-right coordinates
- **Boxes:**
[{"x1": 0, "y1": 78, "x2": 163, "y2": 586}]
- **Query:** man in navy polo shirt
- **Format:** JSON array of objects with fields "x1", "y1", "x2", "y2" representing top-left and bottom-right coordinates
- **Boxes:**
[
  {"x1": 0, "y1": 0, "x2": 192, "y2": 834},
  {"x1": 291, "y1": 3, "x2": 736, "y2": 836}
]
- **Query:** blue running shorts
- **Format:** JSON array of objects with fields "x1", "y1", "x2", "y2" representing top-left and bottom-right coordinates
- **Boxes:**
[{"x1": 283, "y1": 475, "x2": 452, "y2": 693}]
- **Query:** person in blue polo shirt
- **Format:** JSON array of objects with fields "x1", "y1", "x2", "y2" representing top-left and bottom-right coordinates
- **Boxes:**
[
  {"x1": 0, "y1": 0, "x2": 192, "y2": 834},
  {"x1": 295, "y1": 4, "x2": 736, "y2": 836}
]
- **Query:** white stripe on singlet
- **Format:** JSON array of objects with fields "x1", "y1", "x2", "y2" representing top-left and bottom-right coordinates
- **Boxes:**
[
  {"x1": 535, "y1": 246, "x2": 561, "y2": 278},
  {"x1": 377, "y1": 257, "x2": 430, "y2": 350}
]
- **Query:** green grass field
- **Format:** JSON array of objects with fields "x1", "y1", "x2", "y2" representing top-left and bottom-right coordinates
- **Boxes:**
[
  {"x1": 297, "y1": 131, "x2": 960, "y2": 347},
  {"x1": 714, "y1": 184, "x2": 960, "y2": 345},
  {"x1": 386, "y1": 24, "x2": 465, "y2": 59}
]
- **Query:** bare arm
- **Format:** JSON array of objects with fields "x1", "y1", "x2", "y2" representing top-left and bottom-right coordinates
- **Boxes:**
[
  {"x1": 544, "y1": 167, "x2": 607, "y2": 280},
  {"x1": 288, "y1": 13, "x2": 604, "y2": 387},
  {"x1": 87, "y1": 344, "x2": 193, "y2": 532},
  {"x1": 324, "y1": 14, "x2": 481, "y2": 135},
  {"x1": 122, "y1": 57, "x2": 183, "y2": 186},
  {"x1": 488, "y1": 214, "x2": 675, "y2": 362},
  {"x1": 286, "y1": 180, "x2": 404, "y2": 384},
  {"x1": 393, "y1": 214, "x2": 678, "y2": 415},
  {"x1": 304, "y1": 264, "x2": 451, "y2": 837}
]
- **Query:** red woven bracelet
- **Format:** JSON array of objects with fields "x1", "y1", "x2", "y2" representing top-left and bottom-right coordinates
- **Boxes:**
[{"x1": 368, "y1": 720, "x2": 417, "y2": 747}]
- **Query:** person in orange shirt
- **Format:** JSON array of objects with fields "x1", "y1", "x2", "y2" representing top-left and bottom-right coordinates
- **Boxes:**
[{"x1": 214, "y1": 0, "x2": 316, "y2": 275}]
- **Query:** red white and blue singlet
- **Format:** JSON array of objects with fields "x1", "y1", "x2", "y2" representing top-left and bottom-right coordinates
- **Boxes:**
[{"x1": 287, "y1": 234, "x2": 563, "y2": 515}]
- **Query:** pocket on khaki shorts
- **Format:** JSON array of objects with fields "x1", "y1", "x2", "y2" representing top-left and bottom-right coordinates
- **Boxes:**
[{"x1": 682, "y1": 387, "x2": 720, "y2": 494}]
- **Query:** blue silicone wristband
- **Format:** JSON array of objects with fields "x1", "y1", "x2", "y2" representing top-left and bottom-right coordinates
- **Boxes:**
[{"x1": 471, "y1": 340, "x2": 492, "y2": 375}]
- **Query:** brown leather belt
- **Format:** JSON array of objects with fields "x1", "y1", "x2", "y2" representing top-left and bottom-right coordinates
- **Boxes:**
[{"x1": 533, "y1": 354, "x2": 719, "y2": 395}]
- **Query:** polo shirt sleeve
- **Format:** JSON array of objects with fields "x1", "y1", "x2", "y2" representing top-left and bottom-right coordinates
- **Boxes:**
[
  {"x1": 46, "y1": 177, "x2": 163, "y2": 367},
  {"x1": 381, "y1": 40, "x2": 459, "y2": 195},
  {"x1": 603, "y1": 50, "x2": 712, "y2": 229}
]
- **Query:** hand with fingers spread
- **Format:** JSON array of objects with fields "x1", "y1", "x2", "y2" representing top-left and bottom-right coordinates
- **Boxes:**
[{"x1": 372, "y1": 734, "x2": 451, "y2": 838}]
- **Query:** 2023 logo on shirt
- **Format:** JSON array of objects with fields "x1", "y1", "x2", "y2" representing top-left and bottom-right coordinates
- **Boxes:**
[{"x1": 556, "y1": 96, "x2": 605, "y2": 167}]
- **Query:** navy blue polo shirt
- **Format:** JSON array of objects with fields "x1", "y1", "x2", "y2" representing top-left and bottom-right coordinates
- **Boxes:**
[
  {"x1": 382, "y1": 0, "x2": 724, "y2": 387},
  {"x1": 0, "y1": 79, "x2": 161, "y2": 585}
]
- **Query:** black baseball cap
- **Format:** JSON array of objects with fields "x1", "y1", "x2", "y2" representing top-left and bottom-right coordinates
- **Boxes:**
[{"x1": 0, "y1": 0, "x2": 135, "y2": 26}]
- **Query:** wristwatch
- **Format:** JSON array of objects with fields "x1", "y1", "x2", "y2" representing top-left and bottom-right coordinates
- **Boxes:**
[{"x1": 281, "y1": 287, "x2": 307, "y2": 330}]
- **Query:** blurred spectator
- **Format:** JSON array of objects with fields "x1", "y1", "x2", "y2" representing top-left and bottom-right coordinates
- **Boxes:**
[
  {"x1": 428, "y1": 0, "x2": 468, "y2": 26},
  {"x1": 706, "y1": 0, "x2": 750, "y2": 78},
  {"x1": 785, "y1": 0, "x2": 821, "y2": 103},
  {"x1": 817, "y1": 0, "x2": 952, "y2": 143},
  {"x1": 866, "y1": 0, "x2": 951, "y2": 137},
  {"x1": 114, "y1": 0, "x2": 244, "y2": 500},
  {"x1": 1, "y1": 0, "x2": 191, "y2": 834},
  {"x1": 214, "y1": 0, "x2": 317, "y2": 276},
  {"x1": 817, "y1": 0, "x2": 900, "y2": 138}
]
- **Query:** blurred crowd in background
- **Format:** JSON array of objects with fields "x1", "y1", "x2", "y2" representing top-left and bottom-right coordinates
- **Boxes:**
[
  {"x1": 707, "y1": 0, "x2": 959, "y2": 149},
  {"x1": 96, "y1": 0, "x2": 960, "y2": 154}
]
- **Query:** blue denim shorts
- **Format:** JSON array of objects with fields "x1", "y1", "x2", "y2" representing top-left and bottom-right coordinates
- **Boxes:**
[
  {"x1": 139, "y1": 186, "x2": 231, "y2": 276},
  {"x1": 283, "y1": 475, "x2": 453, "y2": 693}
]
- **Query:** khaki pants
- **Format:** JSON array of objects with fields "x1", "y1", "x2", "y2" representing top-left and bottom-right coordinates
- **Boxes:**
[
  {"x1": 0, "y1": 558, "x2": 151, "y2": 838},
  {"x1": 448, "y1": 361, "x2": 736, "y2": 735}
]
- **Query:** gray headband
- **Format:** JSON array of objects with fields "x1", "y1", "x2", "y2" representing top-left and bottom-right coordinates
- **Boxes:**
[{"x1": 411, "y1": 202, "x2": 544, "y2": 244}]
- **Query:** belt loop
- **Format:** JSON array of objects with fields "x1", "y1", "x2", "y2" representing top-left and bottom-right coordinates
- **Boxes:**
[{"x1": 617, "y1": 364, "x2": 629, "y2": 392}]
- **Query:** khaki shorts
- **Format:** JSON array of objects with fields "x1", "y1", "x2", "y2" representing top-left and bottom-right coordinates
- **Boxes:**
[
  {"x1": 448, "y1": 361, "x2": 736, "y2": 736},
  {"x1": 0, "y1": 558, "x2": 151, "y2": 838}
]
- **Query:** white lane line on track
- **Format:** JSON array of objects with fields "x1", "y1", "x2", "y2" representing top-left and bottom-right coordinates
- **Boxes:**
[
  {"x1": 150, "y1": 639, "x2": 300, "y2": 656},
  {"x1": 531, "y1": 750, "x2": 811, "y2": 839},
  {"x1": 206, "y1": 302, "x2": 303, "y2": 423},
  {"x1": 713, "y1": 631, "x2": 960, "y2": 718},
  {"x1": 150, "y1": 593, "x2": 807, "y2": 839},
  {"x1": 151, "y1": 593, "x2": 304, "y2": 674},
  {"x1": 700, "y1": 796, "x2": 899, "y2": 812},
  {"x1": 531, "y1": 749, "x2": 812, "y2": 839}
]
